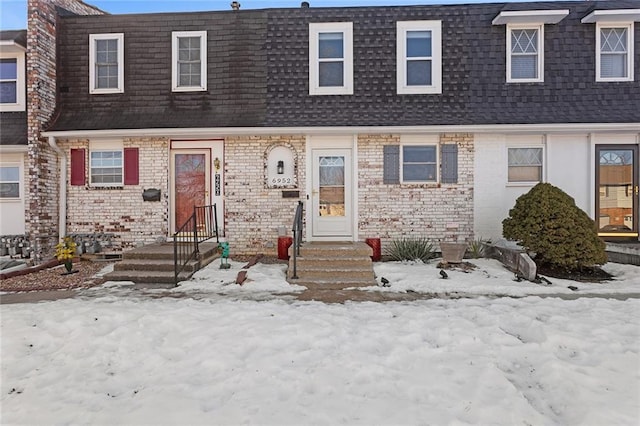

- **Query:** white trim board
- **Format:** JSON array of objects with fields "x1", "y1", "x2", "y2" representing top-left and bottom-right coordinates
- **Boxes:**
[{"x1": 43, "y1": 123, "x2": 640, "y2": 139}]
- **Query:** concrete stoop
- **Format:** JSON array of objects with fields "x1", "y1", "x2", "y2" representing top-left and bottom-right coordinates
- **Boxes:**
[
  {"x1": 103, "y1": 242, "x2": 219, "y2": 287},
  {"x1": 287, "y1": 242, "x2": 376, "y2": 290}
]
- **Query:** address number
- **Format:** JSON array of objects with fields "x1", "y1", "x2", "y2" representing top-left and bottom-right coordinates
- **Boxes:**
[{"x1": 271, "y1": 177, "x2": 292, "y2": 185}]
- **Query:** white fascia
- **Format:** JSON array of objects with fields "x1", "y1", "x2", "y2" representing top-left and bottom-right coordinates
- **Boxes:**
[
  {"x1": 492, "y1": 10, "x2": 569, "y2": 26},
  {"x1": 581, "y1": 9, "x2": 640, "y2": 24},
  {"x1": 41, "y1": 123, "x2": 640, "y2": 140}
]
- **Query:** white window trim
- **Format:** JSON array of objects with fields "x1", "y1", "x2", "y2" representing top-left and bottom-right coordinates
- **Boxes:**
[
  {"x1": 400, "y1": 140, "x2": 440, "y2": 184},
  {"x1": 89, "y1": 140, "x2": 124, "y2": 187},
  {"x1": 89, "y1": 33, "x2": 124, "y2": 94},
  {"x1": 595, "y1": 22, "x2": 634, "y2": 82},
  {"x1": 506, "y1": 24, "x2": 544, "y2": 83},
  {"x1": 0, "y1": 50, "x2": 26, "y2": 112},
  {"x1": 506, "y1": 145, "x2": 545, "y2": 186},
  {"x1": 0, "y1": 163, "x2": 22, "y2": 200},
  {"x1": 172, "y1": 31, "x2": 208, "y2": 92},
  {"x1": 397, "y1": 20, "x2": 442, "y2": 95},
  {"x1": 309, "y1": 22, "x2": 354, "y2": 96}
]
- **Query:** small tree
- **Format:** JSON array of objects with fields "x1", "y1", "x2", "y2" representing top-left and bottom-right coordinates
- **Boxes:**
[{"x1": 502, "y1": 183, "x2": 606, "y2": 271}]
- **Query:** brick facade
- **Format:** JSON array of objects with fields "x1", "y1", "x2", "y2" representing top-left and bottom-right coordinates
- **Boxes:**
[
  {"x1": 224, "y1": 135, "x2": 307, "y2": 255},
  {"x1": 56, "y1": 132, "x2": 474, "y2": 256},
  {"x1": 26, "y1": 0, "x2": 103, "y2": 261},
  {"x1": 58, "y1": 137, "x2": 169, "y2": 251},
  {"x1": 358, "y1": 133, "x2": 475, "y2": 252}
]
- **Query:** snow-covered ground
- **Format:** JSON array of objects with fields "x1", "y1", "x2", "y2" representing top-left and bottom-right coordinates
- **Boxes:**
[{"x1": 1, "y1": 258, "x2": 639, "y2": 425}]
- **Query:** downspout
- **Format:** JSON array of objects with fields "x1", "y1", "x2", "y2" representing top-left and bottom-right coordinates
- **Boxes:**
[{"x1": 48, "y1": 136, "x2": 66, "y2": 240}]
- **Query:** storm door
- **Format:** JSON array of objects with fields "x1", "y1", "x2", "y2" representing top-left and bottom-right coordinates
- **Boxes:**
[
  {"x1": 311, "y1": 148, "x2": 353, "y2": 238},
  {"x1": 596, "y1": 145, "x2": 639, "y2": 238}
]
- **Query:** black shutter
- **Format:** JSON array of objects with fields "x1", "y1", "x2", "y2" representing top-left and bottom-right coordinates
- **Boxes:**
[
  {"x1": 441, "y1": 144, "x2": 458, "y2": 184},
  {"x1": 383, "y1": 145, "x2": 400, "y2": 184}
]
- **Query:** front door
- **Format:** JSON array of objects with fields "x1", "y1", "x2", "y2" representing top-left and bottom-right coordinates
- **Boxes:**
[
  {"x1": 170, "y1": 150, "x2": 211, "y2": 233},
  {"x1": 596, "y1": 145, "x2": 639, "y2": 238},
  {"x1": 311, "y1": 148, "x2": 353, "y2": 238}
]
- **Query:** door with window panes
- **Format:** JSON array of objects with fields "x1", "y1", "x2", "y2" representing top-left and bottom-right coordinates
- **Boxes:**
[
  {"x1": 596, "y1": 145, "x2": 639, "y2": 238},
  {"x1": 311, "y1": 149, "x2": 353, "y2": 238}
]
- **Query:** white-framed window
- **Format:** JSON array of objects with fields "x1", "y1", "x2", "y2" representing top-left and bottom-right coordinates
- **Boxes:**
[
  {"x1": 507, "y1": 147, "x2": 543, "y2": 183},
  {"x1": 89, "y1": 33, "x2": 124, "y2": 94},
  {"x1": 401, "y1": 145, "x2": 438, "y2": 183},
  {"x1": 89, "y1": 140, "x2": 124, "y2": 186},
  {"x1": 0, "y1": 165, "x2": 21, "y2": 199},
  {"x1": 596, "y1": 23, "x2": 634, "y2": 82},
  {"x1": 0, "y1": 52, "x2": 25, "y2": 111},
  {"x1": 172, "y1": 31, "x2": 207, "y2": 92},
  {"x1": 507, "y1": 24, "x2": 543, "y2": 82},
  {"x1": 309, "y1": 22, "x2": 353, "y2": 96},
  {"x1": 397, "y1": 20, "x2": 442, "y2": 95}
]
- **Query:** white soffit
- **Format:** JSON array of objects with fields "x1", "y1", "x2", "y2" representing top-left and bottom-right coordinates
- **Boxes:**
[
  {"x1": 492, "y1": 9, "x2": 570, "y2": 25},
  {"x1": 581, "y1": 9, "x2": 640, "y2": 24}
]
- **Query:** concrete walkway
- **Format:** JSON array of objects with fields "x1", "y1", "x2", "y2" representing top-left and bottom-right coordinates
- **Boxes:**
[{"x1": 2, "y1": 285, "x2": 639, "y2": 305}]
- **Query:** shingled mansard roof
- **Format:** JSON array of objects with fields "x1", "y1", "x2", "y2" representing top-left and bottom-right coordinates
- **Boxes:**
[
  {"x1": 0, "y1": 30, "x2": 28, "y2": 146},
  {"x1": 48, "y1": 0, "x2": 640, "y2": 132}
]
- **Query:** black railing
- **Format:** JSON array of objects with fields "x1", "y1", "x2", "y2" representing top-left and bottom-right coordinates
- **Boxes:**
[
  {"x1": 290, "y1": 201, "x2": 304, "y2": 280},
  {"x1": 173, "y1": 204, "x2": 219, "y2": 285}
]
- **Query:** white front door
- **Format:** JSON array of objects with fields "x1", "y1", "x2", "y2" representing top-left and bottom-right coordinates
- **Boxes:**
[{"x1": 311, "y1": 148, "x2": 353, "y2": 238}]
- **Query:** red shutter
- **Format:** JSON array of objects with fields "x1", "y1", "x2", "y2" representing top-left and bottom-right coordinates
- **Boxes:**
[
  {"x1": 124, "y1": 148, "x2": 139, "y2": 185},
  {"x1": 70, "y1": 149, "x2": 86, "y2": 186}
]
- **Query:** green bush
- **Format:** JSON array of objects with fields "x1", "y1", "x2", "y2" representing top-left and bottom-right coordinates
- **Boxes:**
[
  {"x1": 385, "y1": 238, "x2": 436, "y2": 262},
  {"x1": 502, "y1": 183, "x2": 607, "y2": 271}
]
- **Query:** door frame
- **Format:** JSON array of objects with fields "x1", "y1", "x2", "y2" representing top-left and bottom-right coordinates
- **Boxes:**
[
  {"x1": 169, "y1": 140, "x2": 225, "y2": 236},
  {"x1": 306, "y1": 135, "x2": 358, "y2": 242},
  {"x1": 594, "y1": 143, "x2": 639, "y2": 239}
]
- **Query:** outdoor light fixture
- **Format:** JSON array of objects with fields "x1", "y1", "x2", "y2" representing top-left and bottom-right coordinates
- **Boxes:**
[{"x1": 277, "y1": 160, "x2": 284, "y2": 174}]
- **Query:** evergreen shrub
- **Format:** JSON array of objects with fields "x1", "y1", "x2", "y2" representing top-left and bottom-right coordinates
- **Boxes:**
[{"x1": 502, "y1": 183, "x2": 607, "y2": 271}]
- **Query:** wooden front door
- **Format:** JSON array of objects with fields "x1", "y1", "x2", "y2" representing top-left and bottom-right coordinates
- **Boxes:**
[{"x1": 171, "y1": 150, "x2": 211, "y2": 233}]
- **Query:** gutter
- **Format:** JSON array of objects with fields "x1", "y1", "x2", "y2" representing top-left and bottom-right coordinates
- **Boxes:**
[
  {"x1": 41, "y1": 122, "x2": 640, "y2": 139},
  {"x1": 48, "y1": 136, "x2": 66, "y2": 240}
]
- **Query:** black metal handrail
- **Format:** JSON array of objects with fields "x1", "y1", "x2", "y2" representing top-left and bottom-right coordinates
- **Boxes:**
[
  {"x1": 290, "y1": 201, "x2": 304, "y2": 279},
  {"x1": 173, "y1": 204, "x2": 219, "y2": 284}
]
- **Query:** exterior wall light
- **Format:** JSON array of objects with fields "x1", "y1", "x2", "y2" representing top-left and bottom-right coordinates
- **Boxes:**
[{"x1": 277, "y1": 160, "x2": 284, "y2": 174}]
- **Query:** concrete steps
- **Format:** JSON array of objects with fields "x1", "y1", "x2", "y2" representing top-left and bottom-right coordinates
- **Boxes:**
[
  {"x1": 103, "y1": 242, "x2": 219, "y2": 286},
  {"x1": 288, "y1": 242, "x2": 376, "y2": 290}
]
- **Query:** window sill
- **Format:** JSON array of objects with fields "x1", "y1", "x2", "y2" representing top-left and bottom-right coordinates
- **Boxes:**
[
  {"x1": 172, "y1": 86, "x2": 208, "y2": 92},
  {"x1": 90, "y1": 88, "x2": 124, "y2": 95},
  {"x1": 506, "y1": 181, "x2": 539, "y2": 187},
  {"x1": 397, "y1": 86, "x2": 442, "y2": 95},
  {"x1": 0, "y1": 103, "x2": 26, "y2": 112},
  {"x1": 88, "y1": 185, "x2": 124, "y2": 190}
]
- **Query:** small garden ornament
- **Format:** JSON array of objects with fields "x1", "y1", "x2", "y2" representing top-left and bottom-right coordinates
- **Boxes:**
[
  {"x1": 218, "y1": 242, "x2": 230, "y2": 269},
  {"x1": 55, "y1": 237, "x2": 78, "y2": 275}
]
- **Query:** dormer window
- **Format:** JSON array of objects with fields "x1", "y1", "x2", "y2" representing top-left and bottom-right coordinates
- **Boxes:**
[
  {"x1": 492, "y1": 9, "x2": 569, "y2": 84},
  {"x1": 172, "y1": 31, "x2": 207, "y2": 92},
  {"x1": 397, "y1": 20, "x2": 442, "y2": 94},
  {"x1": 0, "y1": 49, "x2": 25, "y2": 111},
  {"x1": 309, "y1": 22, "x2": 353, "y2": 96},
  {"x1": 581, "y1": 8, "x2": 639, "y2": 82},
  {"x1": 89, "y1": 33, "x2": 124, "y2": 94},
  {"x1": 507, "y1": 25, "x2": 543, "y2": 82},
  {"x1": 597, "y1": 24, "x2": 633, "y2": 81}
]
